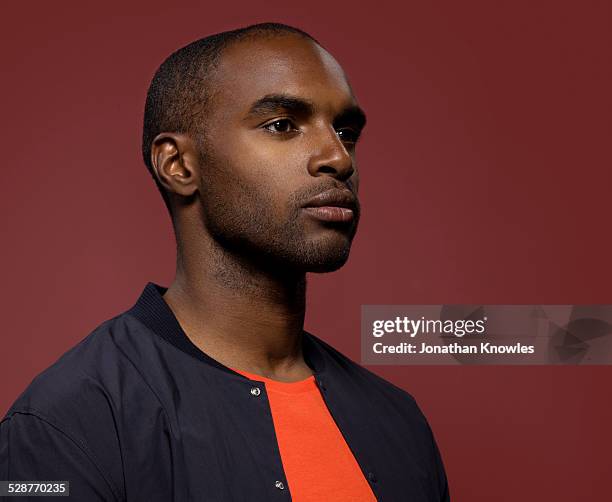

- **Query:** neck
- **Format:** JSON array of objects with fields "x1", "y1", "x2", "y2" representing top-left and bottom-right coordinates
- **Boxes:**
[{"x1": 162, "y1": 226, "x2": 311, "y2": 380}]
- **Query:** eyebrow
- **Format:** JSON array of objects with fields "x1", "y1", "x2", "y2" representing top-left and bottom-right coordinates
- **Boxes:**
[{"x1": 245, "y1": 93, "x2": 367, "y2": 129}]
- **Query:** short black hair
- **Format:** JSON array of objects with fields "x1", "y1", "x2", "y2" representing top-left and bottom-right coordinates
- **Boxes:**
[{"x1": 142, "y1": 22, "x2": 320, "y2": 214}]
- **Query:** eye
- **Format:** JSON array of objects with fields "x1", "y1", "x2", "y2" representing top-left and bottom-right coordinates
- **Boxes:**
[
  {"x1": 263, "y1": 119, "x2": 298, "y2": 134},
  {"x1": 336, "y1": 128, "x2": 361, "y2": 144}
]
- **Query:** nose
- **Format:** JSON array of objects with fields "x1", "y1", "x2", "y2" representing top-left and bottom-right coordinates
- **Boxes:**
[{"x1": 307, "y1": 125, "x2": 355, "y2": 181}]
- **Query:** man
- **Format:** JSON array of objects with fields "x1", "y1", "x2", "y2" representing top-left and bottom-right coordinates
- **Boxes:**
[{"x1": 0, "y1": 23, "x2": 450, "y2": 501}]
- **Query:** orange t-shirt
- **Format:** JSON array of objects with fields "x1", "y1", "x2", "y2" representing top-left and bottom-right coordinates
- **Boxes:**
[{"x1": 231, "y1": 367, "x2": 377, "y2": 501}]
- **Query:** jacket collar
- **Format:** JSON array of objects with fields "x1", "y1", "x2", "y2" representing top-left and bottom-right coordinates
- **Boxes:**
[{"x1": 126, "y1": 282, "x2": 327, "y2": 377}]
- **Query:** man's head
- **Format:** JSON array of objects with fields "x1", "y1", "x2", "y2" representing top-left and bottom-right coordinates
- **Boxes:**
[{"x1": 142, "y1": 23, "x2": 367, "y2": 274}]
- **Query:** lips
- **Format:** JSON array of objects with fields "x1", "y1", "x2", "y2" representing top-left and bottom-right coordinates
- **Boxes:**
[{"x1": 302, "y1": 189, "x2": 358, "y2": 223}]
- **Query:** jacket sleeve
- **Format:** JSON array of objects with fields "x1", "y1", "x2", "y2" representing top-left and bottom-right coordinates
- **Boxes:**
[{"x1": 0, "y1": 411, "x2": 120, "y2": 501}]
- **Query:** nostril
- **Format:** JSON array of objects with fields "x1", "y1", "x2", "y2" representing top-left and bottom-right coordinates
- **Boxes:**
[{"x1": 318, "y1": 165, "x2": 336, "y2": 174}]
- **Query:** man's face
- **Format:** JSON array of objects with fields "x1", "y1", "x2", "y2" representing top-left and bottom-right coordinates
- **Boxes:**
[{"x1": 196, "y1": 35, "x2": 366, "y2": 273}]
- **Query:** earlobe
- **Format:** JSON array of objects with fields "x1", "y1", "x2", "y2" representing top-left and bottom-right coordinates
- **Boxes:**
[{"x1": 151, "y1": 132, "x2": 199, "y2": 197}]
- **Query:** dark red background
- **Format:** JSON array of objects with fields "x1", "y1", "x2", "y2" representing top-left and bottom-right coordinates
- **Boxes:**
[{"x1": 1, "y1": 1, "x2": 610, "y2": 500}]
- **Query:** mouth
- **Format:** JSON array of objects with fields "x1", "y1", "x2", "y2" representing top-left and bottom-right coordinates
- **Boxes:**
[{"x1": 301, "y1": 189, "x2": 358, "y2": 223}]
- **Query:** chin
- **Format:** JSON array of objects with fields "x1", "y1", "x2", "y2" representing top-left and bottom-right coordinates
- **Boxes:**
[
  {"x1": 306, "y1": 258, "x2": 350, "y2": 273},
  {"x1": 300, "y1": 244, "x2": 353, "y2": 273}
]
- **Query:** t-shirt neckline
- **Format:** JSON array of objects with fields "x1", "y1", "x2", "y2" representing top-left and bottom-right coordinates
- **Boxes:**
[{"x1": 230, "y1": 367, "x2": 318, "y2": 394}]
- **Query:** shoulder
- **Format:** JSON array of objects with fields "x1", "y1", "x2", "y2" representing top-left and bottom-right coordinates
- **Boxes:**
[
  {"x1": 6, "y1": 313, "x2": 136, "y2": 419},
  {"x1": 5, "y1": 307, "x2": 176, "y2": 415},
  {"x1": 2, "y1": 312, "x2": 163, "y2": 484},
  {"x1": 1, "y1": 314, "x2": 145, "y2": 501}
]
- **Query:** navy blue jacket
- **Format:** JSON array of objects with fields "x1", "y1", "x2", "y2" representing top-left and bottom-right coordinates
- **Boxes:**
[{"x1": 1, "y1": 282, "x2": 450, "y2": 501}]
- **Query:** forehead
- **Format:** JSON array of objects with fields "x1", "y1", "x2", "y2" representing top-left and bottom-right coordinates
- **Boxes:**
[{"x1": 208, "y1": 35, "x2": 356, "y2": 118}]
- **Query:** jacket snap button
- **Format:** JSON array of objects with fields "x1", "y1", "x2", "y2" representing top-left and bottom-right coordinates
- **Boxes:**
[
  {"x1": 275, "y1": 480, "x2": 285, "y2": 490},
  {"x1": 250, "y1": 387, "x2": 261, "y2": 396},
  {"x1": 367, "y1": 472, "x2": 377, "y2": 483}
]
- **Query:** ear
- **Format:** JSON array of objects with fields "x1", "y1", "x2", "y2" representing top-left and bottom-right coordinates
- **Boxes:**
[{"x1": 150, "y1": 132, "x2": 200, "y2": 198}]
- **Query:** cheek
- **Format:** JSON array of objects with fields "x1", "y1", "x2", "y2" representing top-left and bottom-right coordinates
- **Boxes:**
[{"x1": 206, "y1": 133, "x2": 305, "y2": 218}]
